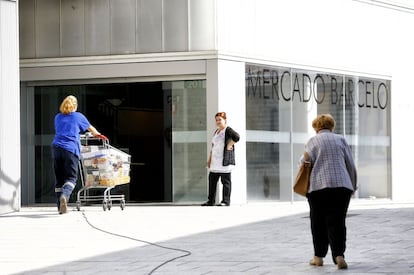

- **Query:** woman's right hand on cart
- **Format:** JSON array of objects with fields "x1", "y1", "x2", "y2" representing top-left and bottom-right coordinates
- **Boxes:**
[{"x1": 95, "y1": 134, "x2": 109, "y2": 141}]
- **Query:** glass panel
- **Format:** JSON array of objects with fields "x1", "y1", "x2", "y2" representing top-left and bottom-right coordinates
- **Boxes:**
[
  {"x1": 170, "y1": 80, "x2": 207, "y2": 202},
  {"x1": 344, "y1": 77, "x2": 358, "y2": 135},
  {"x1": 110, "y1": 0, "x2": 136, "y2": 54},
  {"x1": 290, "y1": 71, "x2": 345, "y2": 134},
  {"x1": 350, "y1": 76, "x2": 391, "y2": 198},
  {"x1": 246, "y1": 143, "x2": 281, "y2": 200},
  {"x1": 245, "y1": 65, "x2": 292, "y2": 201},
  {"x1": 85, "y1": 0, "x2": 110, "y2": 55},
  {"x1": 246, "y1": 63, "x2": 391, "y2": 201},
  {"x1": 291, "y1": 71, "x2": 346, "y2": 200},
  {"x1": 290, "y1": 70, "x2": 317, "y2": 201}
]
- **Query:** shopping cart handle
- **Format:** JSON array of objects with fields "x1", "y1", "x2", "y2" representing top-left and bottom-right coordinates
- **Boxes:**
[{"x1": 95, "y1": 134, "x2": 109, "y2": 141}]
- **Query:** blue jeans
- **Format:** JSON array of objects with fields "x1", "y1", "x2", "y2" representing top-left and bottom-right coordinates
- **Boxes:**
[{"x1": 52, "y1": 145, "x2": 79, "y2": 207}]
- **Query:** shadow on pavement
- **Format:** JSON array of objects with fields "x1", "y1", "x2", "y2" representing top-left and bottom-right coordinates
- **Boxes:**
[{"x1": 14, "y1": 207, "x2": 414, "y2": 275}]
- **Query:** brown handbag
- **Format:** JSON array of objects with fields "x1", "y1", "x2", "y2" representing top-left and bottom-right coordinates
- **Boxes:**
[{"x1": 293, "y1": 161, "x2": 311, "y2": 196}]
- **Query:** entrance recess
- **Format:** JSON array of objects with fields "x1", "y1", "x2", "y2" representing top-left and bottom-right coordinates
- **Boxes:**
[
  {"x1": 29, "y1": 80, "x2": 207, "y2": 205},
  {"x1": 34, "y1": 82, "x2": 171, "y2": 203}
]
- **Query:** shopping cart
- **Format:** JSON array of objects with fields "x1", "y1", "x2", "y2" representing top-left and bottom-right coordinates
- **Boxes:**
[{"x1": 77, "y1": 134, "x2": 131, "y2": 211}]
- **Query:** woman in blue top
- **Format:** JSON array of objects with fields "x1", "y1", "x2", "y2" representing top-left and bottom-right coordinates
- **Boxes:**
[
  {"x1": 52, "y1": 95, "x2": 102, "y2": 214},
  {"x1": 302, "y1": 114, "x2": 357, "y2": 269}
]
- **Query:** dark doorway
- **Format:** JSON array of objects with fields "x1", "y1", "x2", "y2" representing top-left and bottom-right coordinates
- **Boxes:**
[
  {"x1": 34, "y1": 82, "x2": 172, "y2": 203},
  {"x1": 84, "y1": 82, "x2": 172, "y2": 202}
]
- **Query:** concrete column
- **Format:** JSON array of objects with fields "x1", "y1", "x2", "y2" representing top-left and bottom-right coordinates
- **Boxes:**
[
  {"x1": 0, "y1": 0, "x2": 20, "y2": 214},
  {"x1": 206, "y1": 59, "x2": 246, "y2": 205}
]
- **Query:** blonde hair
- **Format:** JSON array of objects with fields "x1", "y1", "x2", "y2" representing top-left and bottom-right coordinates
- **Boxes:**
[
  {"x1": 60, "y1": 95, "x2": 78, "y2": 114},
  {"x1": 312, "y1": 114, "x2": 335, "y2": 131}
]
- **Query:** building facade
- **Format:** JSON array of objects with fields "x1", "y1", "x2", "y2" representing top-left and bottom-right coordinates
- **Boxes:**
[
  {"x1": 0, "y1": 0, "x2": 20, "y2": 214},
  {"x1": 1, "y1": 0, "x2": 412, "y2": 213}
]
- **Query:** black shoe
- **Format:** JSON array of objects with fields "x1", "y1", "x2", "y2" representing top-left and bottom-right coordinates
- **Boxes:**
[
  {"x1": 201, "y1": 202, "x2": 214, "y2": 206},
  {"x1": 217, "y1": 202, "x2": 230, "y2": 206}
]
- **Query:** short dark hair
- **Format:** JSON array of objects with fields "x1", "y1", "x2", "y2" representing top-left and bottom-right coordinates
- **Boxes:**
[{"x1": 215, "y1": 112, "x2": 227, "y2": 120}]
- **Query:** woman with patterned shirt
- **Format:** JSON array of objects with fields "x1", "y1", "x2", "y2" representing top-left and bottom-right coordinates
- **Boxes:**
[
  {"x1": 202, "y1": 112, "x2": 240, "y2": 206},
  {"x1": 302, "y1": 114, "x2": 357, "y2": 269}
]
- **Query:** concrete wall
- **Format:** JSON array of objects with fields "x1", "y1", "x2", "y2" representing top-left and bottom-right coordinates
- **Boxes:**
[
  {"x1": 216, "y1": 0, "x2": 411, "y2": 76},
  {"x1": 0, "y1": 0, "x2": 20, "y2": 214},
  {"x1": 19, "y1": 0, "x2": 216, "y2": 58}
]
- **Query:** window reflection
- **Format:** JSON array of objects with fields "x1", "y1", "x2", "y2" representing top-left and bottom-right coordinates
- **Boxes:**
[{"x1": 246, "y1": 64, "x2": 391, "y2": 200}]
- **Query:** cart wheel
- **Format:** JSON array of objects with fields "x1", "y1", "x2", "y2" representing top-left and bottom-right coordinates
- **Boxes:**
[
  {"x1": 103, "y1": 201, "x2": 108, "y2": 211},
  {"x1": 76, "y1": 201, "x2": 81, "y2": 211},
  {"x1": 108, "y1": 200, "x2": 112, "y2": 211},
  {"x1": 120, "y1": 199, "x2": 126, "y2": 210}
]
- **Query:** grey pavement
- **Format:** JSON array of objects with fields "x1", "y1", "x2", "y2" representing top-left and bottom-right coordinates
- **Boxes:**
[{"x1": 1, "y1": 199, "x2": 414, "y2": 275}]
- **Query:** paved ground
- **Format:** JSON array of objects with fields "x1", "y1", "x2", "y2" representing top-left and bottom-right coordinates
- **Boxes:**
[{"x1": 1, "y1": 199, "x2": 414, "y2": 275}]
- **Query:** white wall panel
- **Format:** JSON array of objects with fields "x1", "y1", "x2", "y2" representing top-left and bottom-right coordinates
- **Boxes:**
[
  {"x1": 216, "y1": 0, "x2": 250, "y2": 54},
  {"x1": 0, "y1": 0, "x2": 20, "y2": 213},
  {"x1": 189, "y1": 0, "x2": 216, "y2": 50}
]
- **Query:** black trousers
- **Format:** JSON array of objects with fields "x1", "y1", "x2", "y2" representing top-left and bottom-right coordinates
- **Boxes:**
[
  {"x1": 208, "y1": 172, "x2": 232, "y2": 205},
  {"x1": 307, "y1": 187, "x2": 352, "y2": 262},
  {"x1": 52, "y1": 145, "x2": 79, "y2": 188}
]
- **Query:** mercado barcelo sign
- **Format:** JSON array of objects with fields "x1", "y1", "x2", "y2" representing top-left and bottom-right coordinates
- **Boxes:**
[{"x1": 246, "y1": 64, "x2": 390, "y2": 110}]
